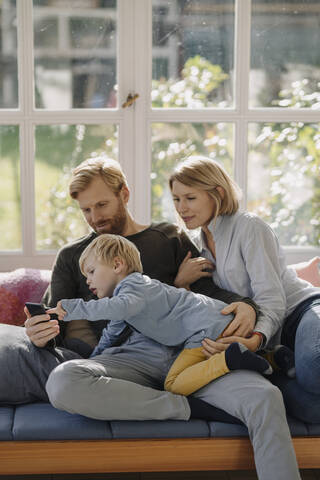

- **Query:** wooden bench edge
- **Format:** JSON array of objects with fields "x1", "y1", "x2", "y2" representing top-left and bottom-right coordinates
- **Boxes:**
[{"x1": 0, "y1": 436, "x2": 319, "y2": 475}]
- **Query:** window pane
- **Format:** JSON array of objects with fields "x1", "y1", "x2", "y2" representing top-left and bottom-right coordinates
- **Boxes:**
[
  {"x1": 33, "y1": 0, "x2": 117, "y2": 109},
  {"x1": 248, "y1": 122, "x2": 320, "y2": 247},
  {"x1": 152, "y1": 0, "x2": 234, "y2": 108},
  {"x1": 250, "y1": 1, "x2": 320, "y2": 109},
  {"x1": 151, "y1": 122, "x2": 234, "y2": 221},
  {"x1": 0, "y1": 125, "x2": 21, "y2": 250},
  {"x1": 0, "y1": 0, "x2": 18, "y2": 108},
  {"x1": 35, "y1": 123, "x2": 118, "y2": 250}
]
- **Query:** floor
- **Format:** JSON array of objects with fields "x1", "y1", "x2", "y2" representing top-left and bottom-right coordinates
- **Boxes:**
[{"x1": 0, "y1": 471, "x2": 320, "y2": 480}]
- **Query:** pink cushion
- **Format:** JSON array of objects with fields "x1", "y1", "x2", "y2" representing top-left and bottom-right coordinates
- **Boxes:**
[
  {"x1": 0, "y1": 268, "x2": 51, "y2": 326},
  {"x1": 289, "y1": 256, "x2": 320, "y2": 287}
]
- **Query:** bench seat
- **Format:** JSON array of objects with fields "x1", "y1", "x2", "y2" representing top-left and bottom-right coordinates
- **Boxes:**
[{"x1": 1, "y1": 402, "x2": 320, "y2": 475}]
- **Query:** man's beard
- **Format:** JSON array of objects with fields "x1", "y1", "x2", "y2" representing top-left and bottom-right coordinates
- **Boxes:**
[{"x1": 94, "y1": 198, "x2": 128, "y2": 236}]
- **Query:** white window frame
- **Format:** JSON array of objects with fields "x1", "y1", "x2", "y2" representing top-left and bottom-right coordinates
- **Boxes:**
[
  {"x1": 0, "y1": 0, "x2": 319, "y2": 272},
  {"x1": 133, "y1": 0, "x2": 320, "y2": 266}
]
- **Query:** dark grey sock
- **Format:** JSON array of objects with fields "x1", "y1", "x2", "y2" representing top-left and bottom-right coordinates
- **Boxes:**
[
  {"x1": 187, "y1": 396, "x2": 243, "y2": 425},
  {"x1": 225, "y1": 342, "x2": 273, "y2": 375}
]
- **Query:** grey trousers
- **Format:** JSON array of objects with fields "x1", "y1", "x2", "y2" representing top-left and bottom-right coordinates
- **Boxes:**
[
  {"x1": 46, "y1": 332, "x2": 301, "y2": 480},
  {"x1": 0, "y1": 324, "x2": 81, "y2": 404}
]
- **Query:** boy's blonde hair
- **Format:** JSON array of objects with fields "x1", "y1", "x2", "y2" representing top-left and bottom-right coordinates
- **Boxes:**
[
  {"x1": 169, "y1": 156, "x2": 241, "y2": 224},
  {"x1": 79, "y1": 234, "x2": 143, "y2": 276},
  {"x1": 69, "y1": 156, "x2": 128, "y2": 199}
]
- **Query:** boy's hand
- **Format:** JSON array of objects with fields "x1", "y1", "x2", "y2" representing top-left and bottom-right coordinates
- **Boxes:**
[
  {"x1": 201, "y1": 334, "x2": 261, "y2": 358},
  {"x1": 47, "y1": 301, "x2": 67, "y2": 320}
]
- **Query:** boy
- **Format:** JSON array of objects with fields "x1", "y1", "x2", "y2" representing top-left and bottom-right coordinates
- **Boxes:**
[{"x1": 49, "y1": 234, "x2": 272, "y2": 395}]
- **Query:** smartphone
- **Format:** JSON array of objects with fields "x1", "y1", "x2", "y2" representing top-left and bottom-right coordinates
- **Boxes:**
[{"x1": 25, "y1": 302, "x2": 58, "y2": 320}]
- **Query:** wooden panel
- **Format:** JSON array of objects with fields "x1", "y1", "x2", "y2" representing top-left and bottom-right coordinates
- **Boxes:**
[
  {"x1": 0, "y1": 437, "x2": 319, "y2": 475},
  {"x1": 293, "y1": 438, "x2": 320, "y2": 469}
]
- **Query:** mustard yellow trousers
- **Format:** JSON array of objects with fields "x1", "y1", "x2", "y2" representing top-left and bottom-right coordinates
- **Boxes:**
[{"x1": 164, "y1": 347, "x2": 230, "y2": 396}]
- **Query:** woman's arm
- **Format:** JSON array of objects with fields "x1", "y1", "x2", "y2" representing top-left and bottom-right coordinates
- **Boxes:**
[
  {"x1": 239, "y1": 216, "x2": 287, "y2": 346},
  {"x1": 174, "y1": 228, "x2": 260, "y2": 315},
  {"x1": 202, "y1": 215, "x2": 288, "y2": 356}
]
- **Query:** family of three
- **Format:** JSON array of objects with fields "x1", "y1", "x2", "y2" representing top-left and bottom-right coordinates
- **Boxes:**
[{"x1": 1, "y1": 155, "x2": 319, "y2": 480}]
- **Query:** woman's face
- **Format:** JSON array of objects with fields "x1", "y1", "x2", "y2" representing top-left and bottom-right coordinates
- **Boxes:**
[{"x1": 171, "y1": 180, "x2": 216, "y2": 230}]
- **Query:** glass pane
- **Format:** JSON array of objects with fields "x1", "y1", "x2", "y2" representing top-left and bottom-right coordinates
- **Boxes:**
[
  {"x1": 35, "y1": 123, "x2": 118, "y2": 250},
  {"x1": 33, "y1": 0, "x2": 117, "y2": 109},
  {"x1": 0, "y1": 125, "x2": 21, "y2": 250},
  {"x1": 250, "y1": 1, "x2": 320, "y2": 109},
  {"x1": 248, "y1": 122, "x2": 320, "y2": 247},
  {"x1": 151, "y1": 122, "x2": 234, "y2": 221},
  {"x1": 152, "y1": 0, "x2": 234, "y2": 108},
  {"x1": 0, "y1": 0, "x2": 18, "y2": 108}
]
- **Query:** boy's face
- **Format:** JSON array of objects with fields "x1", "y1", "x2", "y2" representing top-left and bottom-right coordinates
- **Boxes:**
[{"x1": 83, "y1": 253, "x2": 119, "y2": 298}]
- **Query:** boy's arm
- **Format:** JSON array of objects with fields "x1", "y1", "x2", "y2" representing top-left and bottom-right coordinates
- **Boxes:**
[
  {"x1": 60, "y1": 288, "x2": 146, "y2": 324},
  {"x1": 91, "y1": 337, "x2": 110, "y2": 357},
  {"x1": 48, "y1": 293, "x2": 139, "y2": 355},
  {"x1": 90, "y1": 322, "x2": 129, "y2": 357}
]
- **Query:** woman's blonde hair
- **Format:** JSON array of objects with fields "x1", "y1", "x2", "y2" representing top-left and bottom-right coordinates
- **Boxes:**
[
  {"x1": 169, "y1": 156, "x2": 241, "y2": 224},
  {"x1": 79, "y1": 234, "x2": 143, "y2": 276},
  {"x1": 69, "y1": 156, "x2": 128, "y2": 199}
]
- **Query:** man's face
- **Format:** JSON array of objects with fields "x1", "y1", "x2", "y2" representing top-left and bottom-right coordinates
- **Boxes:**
[{"x1": 77, "y1": 176, "x2": 128, "y2": 235}]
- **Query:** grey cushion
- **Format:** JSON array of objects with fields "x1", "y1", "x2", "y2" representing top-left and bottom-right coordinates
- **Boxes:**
[
  {"x1": 0, "y1": 407, "x2": 14, "y2": 440},
  {"x1": 0, "y1": 402, "x2": 319, "y2": 442},
  {"x1": 12, "y1": 403, "x2": 112, "y2": 440}
]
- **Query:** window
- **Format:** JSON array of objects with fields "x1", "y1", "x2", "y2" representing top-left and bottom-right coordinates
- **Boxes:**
[{"x1": 0, "y1": 0, "x2": 319, "y2": 271}]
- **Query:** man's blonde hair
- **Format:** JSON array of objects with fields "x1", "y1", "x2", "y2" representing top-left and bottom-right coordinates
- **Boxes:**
[
  {"x1": 69, "y1": 156, "x2": 128, "y2": 199},
  {"x1": 169, "y1": 156, "x2": 241, "y2": 224},
  {"x1": 79, "y1": 234, "x2": 143, "y2": 276}
]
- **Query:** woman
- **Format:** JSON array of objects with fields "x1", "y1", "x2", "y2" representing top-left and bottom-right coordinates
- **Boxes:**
[{"x1": 169, "y1": 155, "x2": 320, "y2": 423}]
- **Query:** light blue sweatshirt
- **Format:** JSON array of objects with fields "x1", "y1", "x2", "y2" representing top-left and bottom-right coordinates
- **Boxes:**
[
  {"x1": 194, "y1": 211, "x2": 319, "y2": 347},
  {"x1": 61, "y1": 273, "x2": 233, "y2": 356}
]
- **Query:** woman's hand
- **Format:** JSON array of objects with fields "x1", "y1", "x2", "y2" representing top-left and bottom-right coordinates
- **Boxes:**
[
  {"x1": 201, "y1": 302, "x2": 258, "y2": 358},
  {"x1": 174, "y1": 251, "x2": 214, "y2": 289},
  {"x1": 202, "y1": 334, "x2": 261, "y2": 358},
  {"x1": 24, "y1": 307, "x2": 60, "y2": 348},
  {"x1": 220, "y1": 302, "x2": 256, "y2": 338}
]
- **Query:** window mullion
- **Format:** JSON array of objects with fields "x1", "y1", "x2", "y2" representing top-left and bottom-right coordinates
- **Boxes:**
[
  {"x1": 117, "y1": 0, "x2": 135, "y2": 213},
  {"x1": 133, "y1": 0, "x2": 152, "y2": 223},
  {"x1": 17, "y1": 0, "x2": 35, "y2": 257},
  {"x1": 17, "y1": 0, "x2": 34, "y2": 114},
  {"x1": 234, "y1": 0, "x2": 251, "y2": 210}
]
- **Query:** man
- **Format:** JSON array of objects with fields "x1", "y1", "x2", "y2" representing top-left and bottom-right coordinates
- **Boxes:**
[{"x1": 0, "y1": 157, "x2": 300, "y2": 479}]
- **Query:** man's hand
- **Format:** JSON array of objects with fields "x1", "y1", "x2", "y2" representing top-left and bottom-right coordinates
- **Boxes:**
[
  {"x1": 174, "y1": 251, "x2": 214, "y2": 289},
  {"x1": 202, "y1": 334, "x2": 261, "y2": 358},
  {"x1": 24, "y1": 307, "x2": 60, "y2": 348},
  {"x1": 221, "y1": 302, "x2": 256, "y2": 338},
  {"x1": 47, "y1": 301, "x2": 66, "y2": 320}
]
